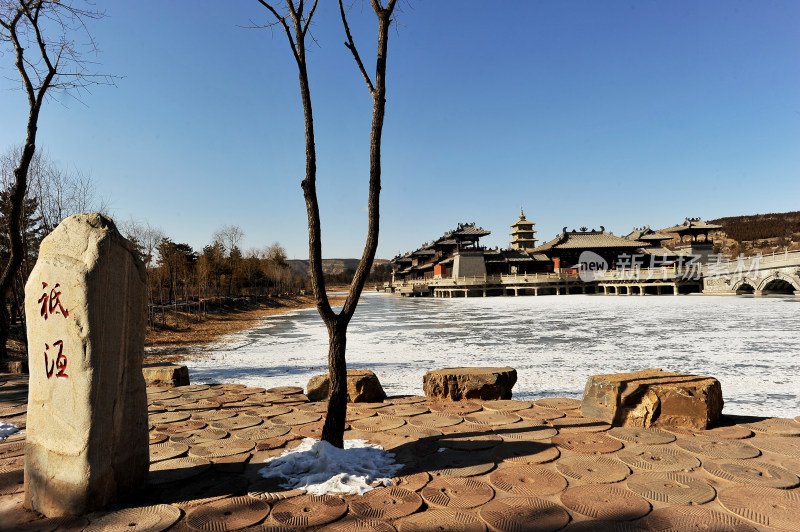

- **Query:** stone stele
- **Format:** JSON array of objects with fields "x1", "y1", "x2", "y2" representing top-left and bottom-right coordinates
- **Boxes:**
[
  {"x1": 24, "y1": 213, "x2": 149, "y2": 516},
  {"x1": 306, "y1": 369, "x2": 387, "y2": 403},
  {"x1": 581, "y1": 368, "x2": 723, "y2": 430},
  {"x1": 423, "y1": 367, "x2": 517, "y2": 401}
]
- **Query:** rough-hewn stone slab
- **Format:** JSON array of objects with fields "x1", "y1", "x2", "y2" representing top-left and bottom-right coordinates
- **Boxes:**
[
  {"x1": 423, "y1": 367, "x2": 516, "y2": 401},
  {"x1": 23, "y1": 214, "x2": 148, "y2": 516},
  {"x1": 306, "y1": 369, "x2": 386, "y2": 403},
  {"x1": 142, "y1": 363, "x2": 190, "y2": 388},
  {"x1": 581, "y1": 368, "x2": 723, "y2": 430}
]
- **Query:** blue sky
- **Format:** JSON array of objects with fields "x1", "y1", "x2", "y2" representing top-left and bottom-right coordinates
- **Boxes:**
[{"x1": 1, "y1": 1, "x2": 798, "y2": 259}]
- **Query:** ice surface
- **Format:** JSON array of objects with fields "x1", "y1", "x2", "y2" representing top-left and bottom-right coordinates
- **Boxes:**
[
  {"x1": 183, "y1": 293, "x2": 800, "y2": 418},
  {"x1": 258, "y1": 438, "x2": 402, "y2": 496},
  {"x1": 0, "y1": 422, "x2": 19, "y2": 440}
]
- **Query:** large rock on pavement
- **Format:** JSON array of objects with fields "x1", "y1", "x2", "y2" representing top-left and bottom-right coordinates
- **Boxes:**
[
  {"x1": 423, "y1": 367, "x2": 517, "y2": 401},
  {"x1": 581, "y1": 368, "x2": 723, "y2": 430},
  {"x1": 142, "y1": 363, "x2": 190, "y2": 387},
  {"x1": 24, "y1": 213, "x2": 149, "y2": 516},
  {"x1": 306, "y1": 369, "x2": 386, "y2": 403}
]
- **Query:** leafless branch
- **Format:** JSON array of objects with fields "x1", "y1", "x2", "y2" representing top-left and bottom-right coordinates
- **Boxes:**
[{"x1": 338, "y1": 0, "x2": 374, "y2": 95}]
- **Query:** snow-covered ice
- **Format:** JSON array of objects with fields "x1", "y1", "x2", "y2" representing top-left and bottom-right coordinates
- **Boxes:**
[
  {"x1": 0, "y1": 422, "x2": 19, "y2": 440},
  {"x1": 185, "y1": 293, "x2": 800, "y2": 418},
  {"x1": 258, "y1": 438, "x2": 403, "y2": 496}
]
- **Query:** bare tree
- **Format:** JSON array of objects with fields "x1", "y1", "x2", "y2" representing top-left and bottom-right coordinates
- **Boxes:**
[
  {"x1": 257, "y1": 0, "x2": 398, "y2": 447},
  {"x1": 0, "y1": 0, "x2": 114, "y2": 363}
]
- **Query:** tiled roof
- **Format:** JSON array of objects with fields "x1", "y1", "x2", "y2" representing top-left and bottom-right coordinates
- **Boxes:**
[
  {"x1": 534, "y1": 228, "x2": 646, "y2": 251},
  {"x1": 662, "y1": 218, "x2": 722, "y2": 233},
  {"x1": 625, "y1": 225, "x2": 674, "y2": 242},
  {"x1": 453, "y1": 223, "x2": 491, "y2": 237}
]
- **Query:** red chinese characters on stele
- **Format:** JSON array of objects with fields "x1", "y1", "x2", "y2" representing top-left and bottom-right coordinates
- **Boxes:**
[{"x1": 39, "y1": 282, "x2": 69, "y2": 380}]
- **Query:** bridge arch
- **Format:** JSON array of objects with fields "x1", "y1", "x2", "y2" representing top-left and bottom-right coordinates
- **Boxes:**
[
  {"x1": 756, "y1": 273, "x2": 800, "y2": 294},
  {"x1": 731, "y1": 278, "x2": 757, "y2": 294}
]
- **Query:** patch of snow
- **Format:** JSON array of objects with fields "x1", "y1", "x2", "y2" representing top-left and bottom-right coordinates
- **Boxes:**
[
  {"x1": 259, "y1": 438, "x2": 403, "y2": 496},
  {"x1": 0, "y1": 422, "x2": 19, "y2": 440}
]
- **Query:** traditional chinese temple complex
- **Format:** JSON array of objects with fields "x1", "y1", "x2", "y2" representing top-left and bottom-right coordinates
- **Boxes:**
[{"x1": 389, "y1": 211, "x2": 729, "y2": 297}]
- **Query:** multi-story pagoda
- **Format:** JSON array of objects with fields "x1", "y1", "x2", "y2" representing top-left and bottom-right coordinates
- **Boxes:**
[{"x1": 509, "y1": 208, "x2": 538, "y2": 252}]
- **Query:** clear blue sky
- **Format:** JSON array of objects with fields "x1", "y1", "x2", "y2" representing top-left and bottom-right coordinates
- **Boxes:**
[{"x1": 1, "y1": 1, "x2": 798, "y2": 259}]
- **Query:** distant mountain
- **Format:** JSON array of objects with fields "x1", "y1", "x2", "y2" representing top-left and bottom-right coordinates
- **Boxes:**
[{"x1": 287, "y1": 258, "x2": 391, "y2": 278}]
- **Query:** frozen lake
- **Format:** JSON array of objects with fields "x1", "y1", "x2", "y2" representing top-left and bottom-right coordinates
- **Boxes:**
[{"x1": 186, "y1": 293, "x2": 800, "y2": 418}]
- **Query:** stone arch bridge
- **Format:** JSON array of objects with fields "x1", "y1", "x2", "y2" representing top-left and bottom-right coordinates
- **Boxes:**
[{"x1": 702, "y1": 250, "x2": 800, "y2": 296}]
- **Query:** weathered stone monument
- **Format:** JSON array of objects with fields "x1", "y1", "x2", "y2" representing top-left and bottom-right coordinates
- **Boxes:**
[
  {"x1": 24, "y1": 213, "x2": 149, "y2": 516},
  {"x1": 423, "y1": 367, "x2": 517, "y2": 401},
  {"x1": 306, "y1": 369, "x2": 386, "y2": 402}
]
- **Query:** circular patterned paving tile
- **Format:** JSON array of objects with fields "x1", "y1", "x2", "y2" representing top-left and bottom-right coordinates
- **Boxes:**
[
  {"x1": 268, "y1": 386, "x2": 304, "y2": 395},
  {"x1": 178, "y1": 384, "x2": 212, "y2": 392},
  {"x1": 439, "y1": 433, "x2": 503, "y2": 451},
  {"x1": 751, "y1": 435, "x2": 800, "y2": 459},
  {"x1": 349, "y1": 487, "x2": 423, "y2": 519},
  {"x1": 491, "y1": 441, "x2": 560, "y2": 465},
  {"x1": 607, "y1": 427, "x2": 676, "y2": 445},
  {"x1": 351, "y1": 415, "x2": 406, "y2": 432},
  {"x1": 271, "y1": 494, "x2": 348, "y2": 528},
  {"x1": 644, "y1": 505, "x2": 758, "y2": 532},
  {"x1": 190, "y1": 410, "x2": 236, "y2": 422},
  {"x1": 392, "y1": 471, "x2": 430, "y2": 492},
  {"x1": 534, "y1": 397, "x2": 581, "y2": 410},
  {"x1": 551, "y1": 432, "x2": 623, "y2": 454},
  {"x1": 421, "y1": 477, "x2": 494, "y2": 509},
  {"x1": 420, "y1": 449, "x2": 496, "y2": 478},
  {"x1": 479, "y1": 496, "x2": 570, "y2": 532},
  {"x1": 234, "y1": 425, "x2": 292, "y2": 441},
  {"x1": 189, "y1": 439, "x2": 255, "y2": 459},
  {"x1": 294, "y1": 401, "x2": 329, "y2": 413},
  {"x1": 397, "y1": 508, "x2": 486, "y2": 532},
  {"x1": 248, "y1": 476, "x2": 306, "y2": 502},
  {"x1": 148, "y1": 456, "x2": 211, "y2": 485},
  {"x1": 149, "y1": 432, "x2": 169, "y2": 445},
  {"x1": 702, "y1": 458, "x2": 800, "y2": 488},
  {"x1": 318, "y1": 516, "x2": 397, "y2": 532},
  {"x1": 718, "y1": 485, "x2": 800, "y2": 531},
  {"x1": 150, "y1": 411, "x2": 190, "y2": 425},
  {"x1": 548, "y1": 417, "x2": 611, "y2": 433},
  {"x1": 0, "y1": 441, "x2": 24, "y2": 459},
  {"x1": 695, "y1": 425, "x2": 754, "y2": 440},
  {"x1": 489, "y1": 465, "x2": 568, "y2": 496},
  {"x1": 616, "y1": 446, "x2": 700, "y2": 472},
  {"x1": 739, "y1": 418, "x2": 800, "y2": 437},
  {"x1": 564, "y1": 521, "x2": 646, "y2": 531},
  {"x1": 481, "y1": 400, "x2": 532, "y2": 412},
  {"x1": 407, "y1": 412, "x2": 463, "y2": 428},
  {"x1": 210, "y1": 393, "x2": 249, "y2": 404},
  {"x1": 493, "y1": 422, "x2": 557, "y2": 442},
  {"x1": 390, "y1": 395, "x2": 427, "y2": 404},
  {"x1": 211, "y1": 415, "x2": 264, "y2": 431},
  {"x1": 153, "y1": 420, "x2": 207, "y2": 435},
  {"x1": 181, "y1": 389, "x2": 225, "y2": 401},
  {"x1": 464, "y1": 411, "x2": 521, "y2": 426},
  {"x1": 170, "y1": 428, "x2": 228, "y2": 445},
  {"x1": 427, "y1": 402, "x2": 483, "y2": 416},
  {"x1": 247, "y1": 406, "x2": 293, "y2": 419},
  {"x1": 185, "y1": 496, "x2": 270, "y2": 530},
  {"x1": 560, "y1": 484, "x2": 651, "y2": 521},
  {"x1": 626, "y1": 472, "x2": 716, "y2": 505},
  {"x1": 517, "y1": 407, "x2": 566, "y2": 422},
  {"x1": 270, "y1": 411, "x2": 322, "y2": 426},
  {"x1": 0, "y1": 404, "x2": 27, "y2": 418},
  {"x1": 556, "y1": 455, "x2": 630, "y2": 483},
  {"x1": 149, "y1": 442, "x2": 189, "y2": 463},
  {"x1": 0, "y1": 467, "x2": 23, "y2": 494},
  {"x1": 387, "y1": 425, "x2": 442, "y2": 440},
  {"x1": 675, "y1": 436, "x2": 761, "y2": 459},
  {"x1": 85, "y1": 504, "x2": 181, "y2": 532},
  {"x1": 377, "y1": 404, "x2": 430, "y2": 417}
]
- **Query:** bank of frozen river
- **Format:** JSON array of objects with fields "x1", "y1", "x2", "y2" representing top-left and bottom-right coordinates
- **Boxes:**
[{"x1": 188, "y1": 293, "x2": 800, "y2": 418}]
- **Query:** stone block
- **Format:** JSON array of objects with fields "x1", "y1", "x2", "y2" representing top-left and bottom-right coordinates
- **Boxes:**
[
  {"x1": 23, "y1": 213, "x2": 149, "y2": 516},
  {"x1": 423, "y1": 367, "x2": 517, "y2": 401},
  {"x1": 142, "y1": 363, "x2": 190, "y2": 387},
  {"x1": 581, "y1": 368, "x2": 723, "y2": 430},
  {"x1": 306, "y1": 369, "x2": 386, "y2": 403}
]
